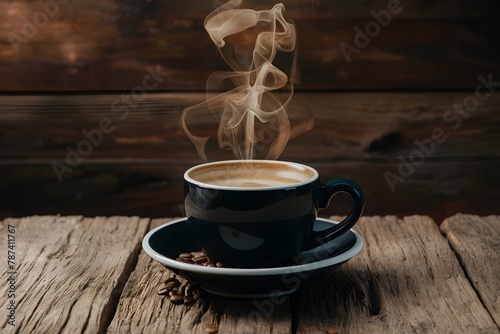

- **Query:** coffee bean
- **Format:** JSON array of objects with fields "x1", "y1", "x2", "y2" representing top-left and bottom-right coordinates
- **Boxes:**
[
  {"x1": 169, "y1": 294, "x2": 184, "y2": 304},
  {"x1": 194, "y1": 255, "x2": 208, "y2": 264},
  {"x1": 157, "y1": 287, "x2": 170, "y2": 295},
  {"x1": 164, "y1": 279, "x2": 180, "y2": 290},
  {"x1": 175, "y1": 257, "x2": 185, "y2": 262},
  {"x1": 179, "y1": 252, "x2": 193, "y2": 259},
  {"x1": 216, "y1": 262, "x2": 224, "y2": 267},
  {"x1": 164, "y1": 277, "x2": 178, "y2": 284}
]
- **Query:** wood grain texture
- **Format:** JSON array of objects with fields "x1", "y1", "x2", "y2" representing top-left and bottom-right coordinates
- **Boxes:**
[
  {"x1": 1, "y1": 92, "x2": 499, "y2": 220},
  {"x1": 440, "y1": 214, "x2": 500, "y2": 328},
  {"x1": 1, "y1": 92, "x2": 499, "y2": 160},
  {"x1": 0, "y1": 1, "x2": 499, "y2": 90},
  {"x1": 0, "y1": 215, "x2": 497, "y2": 333},
  {"x1": 294, "y1": 216, "x2": 499, "y2": 333},
  {"x1": 0, "y1": 216, "x2": 150, "y2": 333},
  {"x1": 107, "y1": 218, "x2": 293, "y2": 334}
]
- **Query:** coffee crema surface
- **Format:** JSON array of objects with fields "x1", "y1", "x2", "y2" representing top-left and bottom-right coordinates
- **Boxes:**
[{"x1": 188, "y1": 162, "x2": 316, "y2": 188}]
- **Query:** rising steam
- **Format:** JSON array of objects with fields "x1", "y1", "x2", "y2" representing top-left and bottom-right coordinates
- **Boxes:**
[{"x1": 180, "y1": 0, "x2": 313, "y2": 160}]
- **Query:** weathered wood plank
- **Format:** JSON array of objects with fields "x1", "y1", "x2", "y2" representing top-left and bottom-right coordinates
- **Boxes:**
[
  {"x1": 107, "y1": 218, "x2": 293, "y2": 333},
  {"x1": 440, "y1": 214, "x2": 500, "y2": 328},
  {"x1": 1, "y1": 92, "x2": 499, "y2": 160},
  {"x1": 0, "y1": 216, "x2": 150, "y2": 333},
  {"x1": 294, "y1": 216, "x2": 499, "y2": 333},
  {"x1": 0, "y1": 1, "x2": 499, "y2": 90},
  {"x1": 1, "y1": 214, "x2": 498, "y2": 333}
]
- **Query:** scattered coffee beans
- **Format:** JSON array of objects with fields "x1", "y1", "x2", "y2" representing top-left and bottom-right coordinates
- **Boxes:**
[
  {"x1": 158, "y1": 249, "x2": 310, "y2": 308},
  {"x1": 157, "y1": 250, "x2": 225, "y2": 306},
  {"x1": 175, "y1": 249, "x2": 306, "y2": 268},
  {"x1": 160, "y1": 249, "x2": 308, "y2": 307},
  {"x1": 175, "y1": 250, "x2": 224, "y2": 268},
  {"x1": 157, "y1": 277, "x2": 200, "y2": 305}
]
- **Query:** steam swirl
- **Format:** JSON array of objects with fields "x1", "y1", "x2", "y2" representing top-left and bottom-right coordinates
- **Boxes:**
[{"x1": 180, "y1": 0, "x2": 313, "y2": 160}]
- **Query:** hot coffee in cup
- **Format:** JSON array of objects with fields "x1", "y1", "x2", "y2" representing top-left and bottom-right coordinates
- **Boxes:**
[{"x1": 184, "y1": 160, "x2": 364, "y2": 268}]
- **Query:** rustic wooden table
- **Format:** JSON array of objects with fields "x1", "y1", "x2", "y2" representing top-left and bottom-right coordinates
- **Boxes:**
[{"x1": 1, "y1": 214, "x2": 498, "y2": 333}]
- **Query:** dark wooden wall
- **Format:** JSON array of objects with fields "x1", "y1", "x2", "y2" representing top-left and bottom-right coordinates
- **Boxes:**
[
  {"x1": 1, "y1": 0, "x2": 500, "y2": 91},
  {"x1": 1, "y1": 0, "x2": 499, "y2": 222}
]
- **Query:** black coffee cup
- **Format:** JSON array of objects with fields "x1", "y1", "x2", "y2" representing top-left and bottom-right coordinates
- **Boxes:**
[{"x1": 184, "y1": 160, "x2": 364, "y2": 268}]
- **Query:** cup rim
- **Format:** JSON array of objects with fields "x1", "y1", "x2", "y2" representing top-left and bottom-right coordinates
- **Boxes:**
[{"x1": 184, "y1": 159, "x2": 319, "y2": 191}]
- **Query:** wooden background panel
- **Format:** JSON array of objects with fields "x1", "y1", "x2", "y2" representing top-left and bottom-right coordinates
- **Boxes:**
[
  {"x1": 1, "y1": 92, "x2": 499, "y2": 161},
  {"x1": 1, "y1": 91, "x2": 498, "y2": 221},
  {"x1": 1, "y1": 160, "x2": 498, "y2": 224},
  {"x1": 0, "y1": 0, "x2": 499, "y2": 91}
]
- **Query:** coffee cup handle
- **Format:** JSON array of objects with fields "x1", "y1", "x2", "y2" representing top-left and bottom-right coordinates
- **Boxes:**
[{"x1": 304, "y1": 178, "x2": 364, "y2": 250}]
